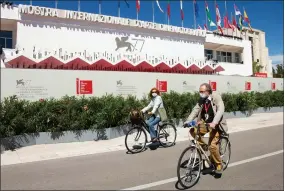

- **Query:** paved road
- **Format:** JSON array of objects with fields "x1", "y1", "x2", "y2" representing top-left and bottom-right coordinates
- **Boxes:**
[{"x1": 1, "y1": 125, "x2": 283, "y2": 190}]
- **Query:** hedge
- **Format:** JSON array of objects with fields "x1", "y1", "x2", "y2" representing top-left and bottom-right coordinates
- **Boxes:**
[{"x1": 0, "y1": 90, "x2": 283, "y2": 138}]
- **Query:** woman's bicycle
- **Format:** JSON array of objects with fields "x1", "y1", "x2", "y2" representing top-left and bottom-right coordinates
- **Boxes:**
[
  {"x1": 177, "y1": 123, "x2": 231, "y2": 189},
  {"x1": 125, "y1": 110, "x2": 177, "y2": 154}
]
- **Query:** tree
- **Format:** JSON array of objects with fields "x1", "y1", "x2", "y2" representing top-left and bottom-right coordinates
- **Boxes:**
[
  {"x1": 273, "y1": 64, "x2": 284, "y2": 78},
  {"x1": 252, "y1": 61, "x2": 263, "y2": 74}
]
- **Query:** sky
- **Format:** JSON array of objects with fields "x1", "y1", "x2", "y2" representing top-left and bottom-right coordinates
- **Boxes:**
[{"x1": 14, "y1": 0, "x2": 284, "y2": 65}]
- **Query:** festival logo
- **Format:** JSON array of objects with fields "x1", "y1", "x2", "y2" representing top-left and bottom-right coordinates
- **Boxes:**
[
  {"x1": 271, "y1": 82, "x2": 276, "y2": 90},
  {"x1": 115, "y1": 79, "x2": 137, "y2": 96},
  {"x1": 15, "y1": 79, "x2": 48, "y2": 99},
  {"x1": 209, "y1": 81, "x2": 217, "y2": 91},
  {"x1": 156, "y1": 79, "x2": 168, "y2": 92},
  {"x1": 245, "y1": 82, "x2": 251, "y2": 91},
  {"x1": 76, "y1": 78, "x2": 93, "y2": 95},
  {"x1": 115, "y1": 36, "x2": 145, "y2": 52}
]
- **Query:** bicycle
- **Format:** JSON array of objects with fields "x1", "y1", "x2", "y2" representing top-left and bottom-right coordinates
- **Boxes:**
[
  {"x1": 177, "y1": 122, "x2": 231, "y2": 189},
  {"x1": 125, "y1": 111, "x2": 177, "y2": 154}
]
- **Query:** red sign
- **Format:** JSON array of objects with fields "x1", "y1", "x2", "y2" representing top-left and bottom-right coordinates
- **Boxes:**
[
  {"x1": 254, "y1": 73, "x2": 267, "y2": 78},
  {"x1": 209, "y1": 81, "x2": 217, "y2": 91},
  {"x1": 271, "y1": 82, "x2": 276, "y2": 90},
  {"x1": 156, "y1": 79, "x2": 168, "y2": 92},
  {"x1": 245, "y1": 82, "x2": 251, "y2": 90},
  {"x1": 76, "y1": 78, "x2": 93, "y2": 94}
]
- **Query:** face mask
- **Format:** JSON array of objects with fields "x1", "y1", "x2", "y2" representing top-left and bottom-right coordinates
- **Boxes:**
[
  {"x1": 152, "y1": 93, "x2": 157, "y2": 97},
  {"x1": 199, "y1": 93, "x2": 207, "y2": 99}
]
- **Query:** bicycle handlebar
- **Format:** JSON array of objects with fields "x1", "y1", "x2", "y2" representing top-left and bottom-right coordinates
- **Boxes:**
[{"x1": 183, "y1": 123, "x2": 210, "y2": 128}]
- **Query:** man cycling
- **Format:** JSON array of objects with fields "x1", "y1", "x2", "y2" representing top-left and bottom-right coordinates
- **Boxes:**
[{"x1": 184, "y1": 83, "x2": 228, "y2": 175}]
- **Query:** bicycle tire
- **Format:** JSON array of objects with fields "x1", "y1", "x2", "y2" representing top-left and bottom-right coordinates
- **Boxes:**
[
  {"x1": 219, "y1": 136, "x2": 231, "y2": 171},
  {"x1": 177, "y1": 146, "x2": 202, "y2": 189},
  {"x1": 125, "y1": 127, "x2": 147, "y2": 154},
  {"x1": 159, "y1": 123, "x2": 177, "y2": 148}
]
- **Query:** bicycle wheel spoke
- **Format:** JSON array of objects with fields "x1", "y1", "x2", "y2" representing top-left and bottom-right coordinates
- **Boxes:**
[{"x1": 177, "y1": 146, "x2": 202, "y2": 189}]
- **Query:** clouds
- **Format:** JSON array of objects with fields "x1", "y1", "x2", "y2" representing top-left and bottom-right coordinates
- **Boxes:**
[{"x1": 270, "y1": 54, "x2": 283, "y2": 65}]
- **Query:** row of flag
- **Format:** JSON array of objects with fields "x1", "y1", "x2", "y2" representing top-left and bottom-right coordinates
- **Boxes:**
[
  {"x1": 196, "y1": 1, "x2": 253, "y2": 35},
  {"x1": 111, "y1": 0, "x2": 253, "y2": 34},
  {"x1": 54, "y1": 0, "x2": 253, "y2": 34}
]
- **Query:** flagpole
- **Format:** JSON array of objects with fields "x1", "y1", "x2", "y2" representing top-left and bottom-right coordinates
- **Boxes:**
[
  {"x1": 99, "y1": 0, "x2": 101, "y2": 14},
  {"x1": 193, "y1": 0, "x2": 196, "y2": 29},
  {"x1": 225, "y1": 0, "x2": 228, "y2": 35},
  {"x1": 30, "y1": 0, "x2": 32, "y2": 5},
  {"x1": 243, "y1": 7, "x2": 247, "y2": 39},
  {"x1": 137, "y1": 10, "x2": 139, "y2": 20},
  {"x1": 78, "y1": 0, "x2": 80, "y2": 11},
  {"x1": 152, "y1": 1, "x2": 155, "y2": 23},
  {"x1": 118, "y1": 0, "x2": 120, "y2": 18},
  {"x1": 204, "y1": 0, "x2": 208, "y2": 29},
  {"x1": 231, "y1": 12, "x2": 234, "y2": 38},
  {"x1": 55, "y1": 0, "x2": 57, "y2": 8}
]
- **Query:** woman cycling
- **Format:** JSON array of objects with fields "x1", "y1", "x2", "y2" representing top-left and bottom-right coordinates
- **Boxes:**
[{"x1": 141, "y1": 87, "x2": 165, "y2": 142}]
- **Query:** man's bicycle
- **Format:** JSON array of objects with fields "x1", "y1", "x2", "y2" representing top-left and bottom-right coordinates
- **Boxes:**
[
  {"x1": 125, "y1": 110, "x2": 177, "y2": 154},
  {"x1": 177, "y1": 123, "x2": 231, "y2": 189}
]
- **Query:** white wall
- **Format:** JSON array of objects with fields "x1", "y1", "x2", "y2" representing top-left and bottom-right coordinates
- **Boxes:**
[
  {"x1": 206, "y1": 33, "x2": 252, "y2": 76},
  {"x1": 1, "y1": 69, "x2": 283, "y2": 101},
  {"x1": 0, "y1": 4, "x2": 19, "y2": 20},
  {"x1": 16, "y1": 15, "x2": 205, "y2": 66}
]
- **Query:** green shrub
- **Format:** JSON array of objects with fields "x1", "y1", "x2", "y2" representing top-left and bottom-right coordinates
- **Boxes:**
[{"x1": 0, "y1": 90, "x2": 283, "y2": 138}]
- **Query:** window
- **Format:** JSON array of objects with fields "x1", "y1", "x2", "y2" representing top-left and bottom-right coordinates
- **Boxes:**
[
  {"x1": 235, "y1": 53, "x2": 240, "y2": 63},
  {"x1": 226, "y1": 52, "x2": 232, "y2": 63},
  {"x1": 204, "y1": 49, "x2": 213, "y2": 60},
  {"x1": 222, "y1": 52, "x2": 227, "y2": 62},
  {"x1": 0, "y1": 30, "x2": 12, "y2": 49},
  {"x1": 217, "y1": 51, "x2": 222, "y2": 62}
]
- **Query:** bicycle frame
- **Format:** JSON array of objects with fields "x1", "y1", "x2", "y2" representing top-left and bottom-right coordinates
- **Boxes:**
[{"x1": 188, "y1": 126, "x2": 212, "y2": 168}]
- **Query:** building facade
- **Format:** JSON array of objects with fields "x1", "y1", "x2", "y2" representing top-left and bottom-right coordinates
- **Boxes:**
[
  {"x1": 0, "y1": 3, "x2": 254, "y2": 76},
  {"x1": 219, "y1": 27, "x2": 273, "y2": 77}
]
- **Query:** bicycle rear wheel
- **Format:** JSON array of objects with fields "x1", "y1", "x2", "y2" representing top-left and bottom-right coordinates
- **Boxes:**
[
  {"x1": 219, "y1": 136, "x2": 231, "y2": 171},
  {"x1": 125, "y1": 127, "x2": 147, "y2": 154},
  {"x1": 159, "y1": 123, "x2": 177, "y2": 147},
  {"x1": 177, "y1": 146, "x2": 202, "y2": 189}
]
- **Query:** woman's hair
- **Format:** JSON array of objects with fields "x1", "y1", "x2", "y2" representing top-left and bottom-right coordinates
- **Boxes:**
[
  {"x1": 200, "y1": 83, "x2": 213, "y2": 94},
  {"x1": 149, "y1": 87, "x2": 161, "y2": 97}
]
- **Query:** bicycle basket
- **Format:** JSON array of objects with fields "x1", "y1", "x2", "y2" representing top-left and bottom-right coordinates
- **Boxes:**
[{"x1": 129, "y1": 109, "x2": 143, "y2": 125}]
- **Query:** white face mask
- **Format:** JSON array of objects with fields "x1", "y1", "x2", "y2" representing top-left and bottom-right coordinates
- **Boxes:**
[
  {"x1": 152, "y1": 93, "x2": 158, "y2": 97},
  {"x1": 199, "y1": 93, "x2": 207, "y2": 99}
]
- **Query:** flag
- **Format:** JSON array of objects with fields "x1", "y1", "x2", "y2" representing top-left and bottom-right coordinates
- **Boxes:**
[
  {"x1": 205, "y1": 1, "x2": 216, "y2": 27},
  {"x1": 223, "y1": 15, "x2": 230, "y2": 28},
  {"x1": 238, "y1": 14, "x2": 243, "y2": 30},
  {"x1": 156, "y1": 0, "x2": 164, "y2": 13},
  {"x1": 180, "y1": 0, "x2": 184, "y2": 20},
  {"x1": 194, "y1": 0, "x2": 199, "y2": 18},
  {"x1": 198, "y1": 24, "x2": 202, "y2": 29},
  {"x1": 215, "y1": 4, "x2": 223, "y2": 35},
  {"x1": 136, "y1": 0, "x2": 140, "y2": 12},
  {"x1": 244, "y1": 9, "x2": 253, "y2": 31},
  {"x1": 167, "y1": 0, "x2": 171, "y2": 18},
  {"x1": 204, "y1": 24, "x2": 208, "y2": 30},
  {"x1": 234, "y1": 4, "x2": 241, "y2": 16}
]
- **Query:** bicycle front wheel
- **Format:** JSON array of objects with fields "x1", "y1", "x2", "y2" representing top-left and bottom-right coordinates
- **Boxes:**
[
  {"x1": 177, "y1": 146, "x2": 202, "y2": 189},
  {"x1": 159, "y1": 123, "x2": 177, "y2": 148},
  {"x1": 219, "y1": 136, "x2": 231, "y2": 171},
  {"x1": 125, "y1": 127, "x2": 147, "y2": 154}
]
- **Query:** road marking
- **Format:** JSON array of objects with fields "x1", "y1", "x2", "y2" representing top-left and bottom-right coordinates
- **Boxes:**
[{"x1": 121, "y1": 150, "x2": 283, "y2": 190}]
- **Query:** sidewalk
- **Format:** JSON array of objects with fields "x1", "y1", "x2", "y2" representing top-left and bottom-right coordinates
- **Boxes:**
[{"x1": 1, "y1": 112, "x2": 283, "y2": 166}]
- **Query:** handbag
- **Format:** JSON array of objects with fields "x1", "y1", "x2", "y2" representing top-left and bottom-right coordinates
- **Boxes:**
[{"x1": 158, "y1": 102, "x2": 168, "y2": 122}]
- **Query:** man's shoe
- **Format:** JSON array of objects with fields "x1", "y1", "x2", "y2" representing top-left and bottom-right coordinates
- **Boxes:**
[{"x1": 215, "y1": 164, "x2": 223, "y2": 174}]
